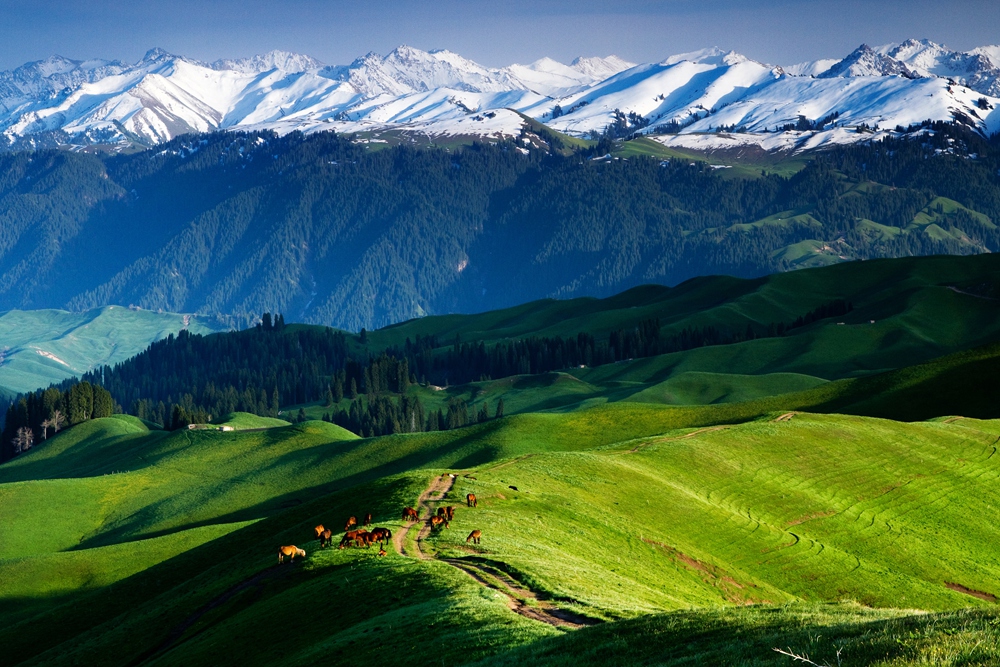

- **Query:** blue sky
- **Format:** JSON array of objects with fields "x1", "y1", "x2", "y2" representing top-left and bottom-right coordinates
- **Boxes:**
[{"x1": 0, "y1": 0, "x2": 997, "y2": 70}]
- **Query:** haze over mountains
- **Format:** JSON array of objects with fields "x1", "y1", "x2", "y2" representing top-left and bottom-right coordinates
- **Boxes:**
[{"x1": 1, "y1": 39, "x2": 998, "y2": 152}]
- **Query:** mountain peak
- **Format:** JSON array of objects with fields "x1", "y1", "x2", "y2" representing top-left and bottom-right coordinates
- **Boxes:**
[
  {"x1": 820, "y1": 43, "x2": 917, "y2": 79},
  {"x1": 212, "y1": 50, "x2": 323, "y2": 74},
  {"x1": 139, "y1": 47, "x2": 176, "y2": 65}
]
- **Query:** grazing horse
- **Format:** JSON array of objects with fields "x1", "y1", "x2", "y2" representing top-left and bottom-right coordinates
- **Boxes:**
[
  {"x1": 444, "y1": 506, "x2": 455, "y2": 521},
  {"x1": 319, "y1": 528, "x2": 333, "y2": 548},
  {"x1": 429, "y1": 515, "x2": 449, "y2": 529},
  {"x1": 466, "y1": 530, "x2": 482, "y2": 545},
  {"x1": 402, "y1": 507, "x2": 419, "y2": 522},
  {"x1": 370, "y1": 527, "x2": 392, "y2": 545},
  {"x1": 340, "y1": 530, "x2": 362, "y2": 549},
  {"x1": 344, "y1": 516, "x2": 358, "y2": 531},
  {"x1": 354, "y1": 530, "x2": 372, "y2": 548},
  {"x1": 278, "y1": 545, "x2": 306, "y2": 563},
  {"x1": 467, "y1": 493, "x2": 477, "y2": 507},
  {"x1": 363, "y1": 513, "x2": 373, "y2": 527},
  {"x1": 314, "y1": 524, "x2": 325, "y2": 538}
]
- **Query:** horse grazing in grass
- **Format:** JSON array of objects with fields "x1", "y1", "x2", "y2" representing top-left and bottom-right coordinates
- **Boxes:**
[
  {"x1": 370, "y1": 527, "x2": 392, "y2": 545},
  {"x1": 363, "y1": 513, "x2": 372, "y2": 526},
  {"x1": 278, "y1": 545, "x2": 306, "y2": 563},
  {"x1": 340, "y1": 530, "x2": 362, "y2": 549},
  {"x1": 344, "y1": 516, "x2": 358, "y2": 531},
  {"x1": 429, "y1": 515, "x2": 449, "y2": 529},
  {"x1": 314, "y1": 524, "x2": 325, "y2": 538},
  {"x1": 467, "y1": 493, "x2": 477, "y2": 507},
  {"x1": 466, "y1": 530, "x2": 481, "y2": 545},
  {"x1": 354, "y1": 530, "x2": 372, "y2": 548},
  {"x1": 319, "y1": 528, "x2": 333, "y2": 548},
  {"x1": 402, "y1": 507, "x2": 419, "y2": 522},
  {"x1": 444, "y1": 506, "x2": 455, "y2": 521}
]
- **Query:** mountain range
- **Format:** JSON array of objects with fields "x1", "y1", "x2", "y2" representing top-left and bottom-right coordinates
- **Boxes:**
[{"x1": 1, "y1": 39, "x2": 998, "y2": 152}]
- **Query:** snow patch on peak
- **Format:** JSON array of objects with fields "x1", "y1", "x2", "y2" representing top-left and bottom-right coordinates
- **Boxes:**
[
  {"x1": 569, "y1": 55, "x2": 635, "y2": 79},
  {"x1": 820, "y1": 44, "x2": 917, "y2": 79},
  {"x1": 784, "y1": 59, "x2": 839, "y2": 77},
  {"x1": 212, "y1": 50, "x2": 323, "y2": 74},
  {"x1": 139, "y1": 48, "x2": 176, "y2": 65},
  {"x1": 970, "y1": 46, "x2": 1000, "y2": 69}
]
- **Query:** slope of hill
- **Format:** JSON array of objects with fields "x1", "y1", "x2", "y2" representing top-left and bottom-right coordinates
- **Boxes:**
[
  {"x1": 0, "y1": 128, "x2": 997, "y2": 330},
  {"x1": 3, "y1": 405, "x2": 1000, "y2": 665},
  {"x1": 0, "y1": 306, "x2": 227, "y2": 394}
]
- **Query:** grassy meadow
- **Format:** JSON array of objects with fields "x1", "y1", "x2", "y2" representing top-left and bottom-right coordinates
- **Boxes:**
[{"x1": 4, "y1": 254, "x2": 1000, "y2": 664}]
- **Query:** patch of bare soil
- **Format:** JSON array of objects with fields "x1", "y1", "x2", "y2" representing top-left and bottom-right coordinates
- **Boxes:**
[{"x1": 945, "y1": 582, "x2": 998, "y2": 603}]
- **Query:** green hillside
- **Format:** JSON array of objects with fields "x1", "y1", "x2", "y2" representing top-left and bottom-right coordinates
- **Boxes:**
[
  {"x1": 0, "y1": 306, "x2": 227, "y2": 394},
  {"x1": 364, "y1": 253, "x2": 1000, "y2": 398},
  {"x1": 5, "y1": 252, "x2": 1000, "y2": 663},
  {"x1": 3, "y1": 403, "x2": 1000, "y2": 665}
]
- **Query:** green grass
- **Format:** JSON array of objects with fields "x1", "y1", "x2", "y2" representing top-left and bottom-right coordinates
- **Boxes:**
[
  {"x1": 7, "y1": 253, "x2": 1000, "y2": 663},
  {"x1": 0, "y1": 306, "x2": 227, "y2": 394},
  {"x1": 367, "y1": 255, "x2": 1000, "y2": 387},
  {"x1": 472, "y1": 604, "x2": 1000, "y2": 666},
  {"x1": 213, "y1": 411, "x2": 291, "y2": 429},
  {"x1": 6, "y1": 409, "x2": 1000, "y2": 664}
]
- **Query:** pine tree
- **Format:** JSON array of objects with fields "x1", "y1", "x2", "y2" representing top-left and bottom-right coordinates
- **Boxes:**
[{"x1": 495, "y1": 398, "x2": 504, "y2": 419}]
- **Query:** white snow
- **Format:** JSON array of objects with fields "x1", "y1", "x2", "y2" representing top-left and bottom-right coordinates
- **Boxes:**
[{"x1": 0, "y1": 41, "x2": 997, "y2": 151}]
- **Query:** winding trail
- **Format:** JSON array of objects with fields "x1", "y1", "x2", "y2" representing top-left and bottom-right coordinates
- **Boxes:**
[{"x1": 394, "y1": 474, "x2": 599, "y2": 630}]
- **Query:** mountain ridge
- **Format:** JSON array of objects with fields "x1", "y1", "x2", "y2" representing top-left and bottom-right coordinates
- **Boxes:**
[{"x1": 0, "y1": 40, "x2": 997, "y2": 152}]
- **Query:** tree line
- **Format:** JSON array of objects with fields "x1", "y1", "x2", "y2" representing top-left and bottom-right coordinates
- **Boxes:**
[{"x1": 2, "y1": 297, "x2": 855, "y2": 459}]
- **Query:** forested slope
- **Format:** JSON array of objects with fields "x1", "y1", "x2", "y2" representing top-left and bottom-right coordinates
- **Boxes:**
[{"x1": 0, "y1": 125, "x2": 997, "y2": 329}]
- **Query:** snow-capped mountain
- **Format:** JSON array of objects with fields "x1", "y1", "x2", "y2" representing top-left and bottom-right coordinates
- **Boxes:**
[
  {"x1": 0, "y1": 41, "x2": 996, "y2": 153},
  {"x1": 820, "y1": 44, "x2": 918, "y2": 79}
]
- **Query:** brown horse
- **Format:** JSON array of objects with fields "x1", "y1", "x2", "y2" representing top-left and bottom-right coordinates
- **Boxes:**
[
  {"x1": 466, "y1": 530, "x2": 481, "y2": 545},
  {"x1": 402, "y1": 507, "x2": 419, "y2": 522},
  {"x1": 313, "y1": 524, "x2": 325, "y2": 538},
  {"x1": 369, "y1": 527, "x2": 392, "y2": 545},
  {"x1": 354, "y1": 530, "x2": 372, "y2": 548},
  {"x1": 428, "y1": 515, "x2": 449, "y2": 529},
  {"x1": 444, "y1": 506, "x2": 455, "y2": 521},
  {"x1": 278, "y1": 545, "x2": 306, "y2": 563},
  {"x1": 319, "y1": 528, "x2": 333, "y2": 548},
  {"x1": 340, "y1": 530, "x2": 362, "y2": 549},
  {"x1": 467, "y1": 493, "x2": 477, "y2": 507},
  {"x1": 363, "y1": 513, "x2": 372, "y2": 527},
  {"x1": 344, "y1": 516, "x2": 358, "y2": 531}
]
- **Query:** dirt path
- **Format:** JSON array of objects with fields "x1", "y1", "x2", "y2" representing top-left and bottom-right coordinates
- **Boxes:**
[
  {"x1": 947, "y1": 286, "x2": 999, "y2": 302},
  {"x1": 392, "y1": 474, "x2": 454, "y2": 559},
  {"x1": 774, "y1": 412, "x2": 797, "y2": 422},
  {"x1": 628, "y1": 425, "x2": 730, "y2": 453},
  {"x1": 444, "y1": 557, "x2": 599, "y2": 629},
  {"x1": 396, "y1": 474, "x2": 599, "y2": 630}
]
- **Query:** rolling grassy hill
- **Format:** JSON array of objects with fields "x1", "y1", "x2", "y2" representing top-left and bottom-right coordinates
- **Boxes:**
[
  {"x1": 0, "y1": 306, "x2": 227, "y2": 395},
  {"x1": 5, "y1": 253, "x2": 1000, "y2": 663},
  {"x1": 369, "y1": 253, "x2": 1000, "y2": 381},
  {"x1": 5, "y1": 380, "x2": 1000, "y2": 664}
]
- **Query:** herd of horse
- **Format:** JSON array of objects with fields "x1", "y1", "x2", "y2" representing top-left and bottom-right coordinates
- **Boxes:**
[{"x1": 278, "y1": 491, "x2": 483, "y2": 563}]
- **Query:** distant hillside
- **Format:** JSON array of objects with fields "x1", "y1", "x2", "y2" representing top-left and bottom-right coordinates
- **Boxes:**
[
  {"x1": 4, "y1": 252, "x2": 996, "y2": 448},
  {"x1": 0, "y1": 127, "x2": 998, "y2": 329},
  {"x1": 0, "y1": 306, "x2": 227, "y2": 394}
]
